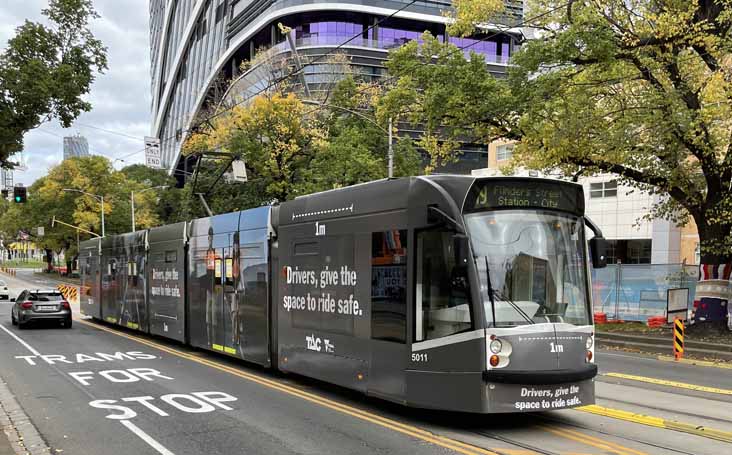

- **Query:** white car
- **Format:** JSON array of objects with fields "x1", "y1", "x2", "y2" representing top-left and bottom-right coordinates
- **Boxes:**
[{"x1": 0, "y1": 280, "x2": 8, "y2": 300}]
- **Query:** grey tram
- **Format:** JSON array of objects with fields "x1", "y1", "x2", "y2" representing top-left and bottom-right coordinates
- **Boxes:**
[{"x1": 80, "y1": 175, "x2": 607, "y2": 413}]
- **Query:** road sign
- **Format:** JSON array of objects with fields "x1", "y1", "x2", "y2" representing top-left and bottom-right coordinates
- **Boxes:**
[
  {"x1": 144, "y1": 137, "x2": 162, "y2": 169},
  {"x1": 37, "y1": 227, "x2": 44, "y2": 237},
  {"x1": 666, "y1": 287, "x2": 689, "y2": 323}
]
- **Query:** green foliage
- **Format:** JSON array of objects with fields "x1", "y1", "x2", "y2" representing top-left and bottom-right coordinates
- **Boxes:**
[
  {"x1": 382, "y1": 0, "x2": 732, "y2": 262},
  {"x1": 379, "y1": 33, "x2": 517, "y2": 172},
  {"x1": 0, "y1": 156, "x2": 161, "y2": 263},
  {"x1": 184, "y1": 77, "x2": 421, "y2": 208},
  {"x1": 121, "y1": 164, "x2": 180, "y2": 225},
  {"x1": 0, "y1": 0, "x2": 107, "y2": 167}
]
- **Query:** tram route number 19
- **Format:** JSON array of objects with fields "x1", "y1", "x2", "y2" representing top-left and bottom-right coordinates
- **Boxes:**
[{"x1": 411, "y1": 353, "x2": 428, "y2": 362}]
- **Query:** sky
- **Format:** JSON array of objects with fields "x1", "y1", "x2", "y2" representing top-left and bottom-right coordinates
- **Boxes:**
[{"x1": 0, "y1": 0, "x2": 151, "y2": 186}]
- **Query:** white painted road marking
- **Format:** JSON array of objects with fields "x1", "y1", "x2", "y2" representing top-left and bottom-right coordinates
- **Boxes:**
[
  {"x1": 0, "y1": 323, "x2": 42, "y2": 356},
  {"x1": 121, "y1": 420, "x2": 176, "y2": 455},
  {"x1": 0, "y1": 322, "x2": 178, "y2": 455}
]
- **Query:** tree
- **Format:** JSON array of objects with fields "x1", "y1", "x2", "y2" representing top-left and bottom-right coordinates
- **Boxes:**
[
  {"x1": 185, "y1": 92, "x2": 326, "y2": 203},
  {"x1": 184, "y1": 78, "x2": 421, "y2": 209},
  {"x1": 121, "y1": 164, "x2": 181, "y2": 225},
  {"x1": 0, "y1": 0, "x2": 107, "y2": 166},
  {"x1": 381, "y1": 0, "x2": 732, "y2": 326},
  {"x1": 0, "y1": 156, "x2": 161, "y2": 271}
]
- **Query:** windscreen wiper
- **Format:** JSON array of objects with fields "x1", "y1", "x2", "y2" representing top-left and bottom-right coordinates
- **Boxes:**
[{"x1": 483, "y1": 257, "x2": 535, "y2": 325}]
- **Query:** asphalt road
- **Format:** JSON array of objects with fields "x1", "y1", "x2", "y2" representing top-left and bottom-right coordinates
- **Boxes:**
[{"x1": 0, "y1": 269, "x2": 730, "y2": 455}]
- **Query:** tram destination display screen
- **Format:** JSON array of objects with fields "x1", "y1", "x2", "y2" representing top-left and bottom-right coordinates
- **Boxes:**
[{"x1": 465, "y1": 178, "x2": 584, "y2": 215}]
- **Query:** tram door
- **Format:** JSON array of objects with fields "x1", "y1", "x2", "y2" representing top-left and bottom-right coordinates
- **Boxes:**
[
  {"x1": 221, "y1": 244, "x2": 237, "y2": 354},
  {"x1": 369, "y1": 230, "x2": 409, "y2": 401}
]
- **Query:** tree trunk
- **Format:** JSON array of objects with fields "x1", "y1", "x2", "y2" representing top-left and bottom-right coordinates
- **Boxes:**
[
  {"x1": 45, "y1": 249, "x2": 54, "y2": 272},
  {"x1": 692, "y1": 224, "x2": 732, "y2": 331},
  {"x1": 66, "y1": 259, "x2": 73, "y2": 277}
]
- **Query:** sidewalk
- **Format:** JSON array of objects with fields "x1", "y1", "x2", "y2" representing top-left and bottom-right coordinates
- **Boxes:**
[{"x1": 0, "y1": 431, "x2": 13, "y2": 455}]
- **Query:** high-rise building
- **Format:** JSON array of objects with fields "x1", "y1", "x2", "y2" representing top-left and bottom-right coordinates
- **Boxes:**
[
  {"x1": 63, "y1": 135, "x2": 90, "y2": 159},
  {"x1": 149, "y1": 0, "x2": 524, "y2": 177}
]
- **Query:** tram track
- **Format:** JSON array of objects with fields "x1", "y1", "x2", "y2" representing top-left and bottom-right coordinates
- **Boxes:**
[
  {"x1": 534, "y1": 413, "x2": 698, "y2": 455},
  {"x1": 468, "y1": 429, "x2": 563, "y2": 455}
]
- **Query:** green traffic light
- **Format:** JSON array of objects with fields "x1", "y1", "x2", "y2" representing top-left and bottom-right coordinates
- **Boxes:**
[{"x1": 14, "y1": 196, "x2": 20, "y2": 202}]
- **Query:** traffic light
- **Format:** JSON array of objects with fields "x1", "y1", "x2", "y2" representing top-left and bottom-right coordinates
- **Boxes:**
[{"x1": 13, "y1": 186, "x2": 26, "y2": 203}]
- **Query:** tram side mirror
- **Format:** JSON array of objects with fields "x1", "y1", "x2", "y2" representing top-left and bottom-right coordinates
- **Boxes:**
[{"x1": 589, "y1": 237, "x2": 608, "y2": 269}]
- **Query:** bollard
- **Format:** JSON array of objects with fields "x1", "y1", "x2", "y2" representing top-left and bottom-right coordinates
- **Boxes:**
[{"x1": 673, "y1": 317, "x2": 685, "y2": 360}]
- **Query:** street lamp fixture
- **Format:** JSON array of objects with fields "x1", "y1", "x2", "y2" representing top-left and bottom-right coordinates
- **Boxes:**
[
  {"x1": 62, "y1": 188, "x2": 105, "y2": 237},
  {"x1": 131, "y1": 185, "x2": 168, "y2": 232}
]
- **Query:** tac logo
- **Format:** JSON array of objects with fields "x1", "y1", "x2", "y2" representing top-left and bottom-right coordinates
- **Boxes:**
[
  {"x1": 306, "y1": 334, "x2": 334, "y2": 353},
  {"x1": 315, "y1": 221, "x2": 326, "y2": 236},
  {"x1": 306, "y1": 334, "x2": 322, "y2": 352}
]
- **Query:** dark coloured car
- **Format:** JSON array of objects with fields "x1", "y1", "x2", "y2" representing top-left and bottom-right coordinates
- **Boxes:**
[{"x1": 11, "y1": 290, "x2": 72, "y2": 329}]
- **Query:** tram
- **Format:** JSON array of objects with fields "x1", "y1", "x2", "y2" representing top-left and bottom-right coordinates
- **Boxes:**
[{"x1": 79, "y1": 175, "x2": 607, "y2": 413}]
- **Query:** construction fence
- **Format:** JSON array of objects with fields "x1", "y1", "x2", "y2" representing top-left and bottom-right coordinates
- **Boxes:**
[{"x1": 591, "y1": 263, "x2": 698, "y2": 322}]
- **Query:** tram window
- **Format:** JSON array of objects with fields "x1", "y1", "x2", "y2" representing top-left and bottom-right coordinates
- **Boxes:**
[
  {"x1": 416, "y1": 230, "x2": 472, "y2": 341},
  {"x1": 371, "y1": 230, "x2": 407, "y2": 343},
  {"x1": 165, "y1": 250, "x2": 177, "y2": 263},
  {"x1": 294, "y1": 241, "x2": 318, "y2": 256}
]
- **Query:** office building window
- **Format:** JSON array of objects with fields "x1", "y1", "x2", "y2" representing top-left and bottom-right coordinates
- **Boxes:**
[
  {"x1": 590, "y1": 180, "x2": 618, "y2": 198},
  {"x1": 496, "y1": 144, "x2": 513, "y2": 161},
  {"x1": 605, "y1": 239, "x2": 651, "y2": 264}
]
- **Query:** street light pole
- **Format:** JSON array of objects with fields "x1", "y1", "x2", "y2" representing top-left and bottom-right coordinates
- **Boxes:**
[
  {"x1": 100, "y1": 195, "x2": 105, "y2": 237},
  {"x1": 388, "y1": 117, "x2": 393, "y2": 179},
  {"x1": 62, "y1": 188, "x2": 106, "y2": 237},
  {"x1": 131, "y1": 191, "x2": 135, "y2": 233}
]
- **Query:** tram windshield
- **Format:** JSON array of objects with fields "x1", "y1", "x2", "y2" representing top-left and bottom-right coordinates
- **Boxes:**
[{"x1": 465, "y1": 210, "x2": 591, "y2": 327}]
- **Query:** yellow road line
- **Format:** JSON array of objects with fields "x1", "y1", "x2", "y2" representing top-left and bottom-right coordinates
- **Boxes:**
[
  {"x1": 539, "y1": 425, "x2": 645, "y2": 455},
  {"x1": 76, "y1": 319, "x2": 498, "y2": 455},
  {"x1": 604, "y1": 372, "x2": 732, "y2": 395},
  {"x1": 578, "y1": 405, "x2": 732, "y2": 443},
  {"x1": 553, "y1": 426, "x2": 648, "y2": 455},
  {"x1": 657, "y1": 355, "x2": 732, "y2": 369}
]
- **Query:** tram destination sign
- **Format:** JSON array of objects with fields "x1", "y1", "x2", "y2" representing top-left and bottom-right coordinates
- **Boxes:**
[{"x1": 465, "y1": 178, "x2": 584, "y2": 215}]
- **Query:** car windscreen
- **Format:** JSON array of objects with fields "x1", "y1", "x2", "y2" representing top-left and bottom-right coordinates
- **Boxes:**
[
  {"x1": 0, "y1": 281, "x2": 6, "y2": 286},
  {"x1": 28, "y1": 293, "x2": 64, "y2": 301}
]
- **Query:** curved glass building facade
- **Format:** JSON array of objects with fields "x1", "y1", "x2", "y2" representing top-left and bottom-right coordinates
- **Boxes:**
[{"x1": 149, "y1": 0, "x2": 524, "y2": 176}]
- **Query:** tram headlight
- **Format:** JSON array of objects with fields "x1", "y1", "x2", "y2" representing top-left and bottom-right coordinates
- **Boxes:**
[
  {"x1": 489, "y1": 338, "x2": 503, "y2": 354},
  {"x1": 585, "y1": 334, "x2": 594, "y2": 350}
]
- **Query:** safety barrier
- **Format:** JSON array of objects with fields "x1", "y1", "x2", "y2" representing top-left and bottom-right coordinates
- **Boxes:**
[
  {"x1": 0, "y1": 267, "x2": 16, "y2": 276},
  {"x1": 674, "y1": 318, "x2": 685, "y2": 360},
  {"x1": 56, "y1": 284, "x2": 80, "y2": 306},
  {"x1": 592, "y1": 263, "x2": 697, "y2": 321}
]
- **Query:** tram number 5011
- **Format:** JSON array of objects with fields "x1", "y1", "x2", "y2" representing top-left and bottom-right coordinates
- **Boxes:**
[{"x1": 411, "y1": 353, "x2": 428, "y2": 362}]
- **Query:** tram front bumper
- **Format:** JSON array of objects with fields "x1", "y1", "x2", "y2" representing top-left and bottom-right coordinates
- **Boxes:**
[{"x1": 484, "y1": 376, "x2": 595, "y2": 413}]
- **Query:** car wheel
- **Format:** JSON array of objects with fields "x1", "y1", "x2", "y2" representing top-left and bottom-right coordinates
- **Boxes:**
[
  {"x1": 63, "y1": 318, "x2": 72, "y2": 329},
  {"x1": 11, "y1": 313, "x2": 17, "y2": 325},
  {"x1": 17, "y1": 320, "x2": 26, "y2": 330}
]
